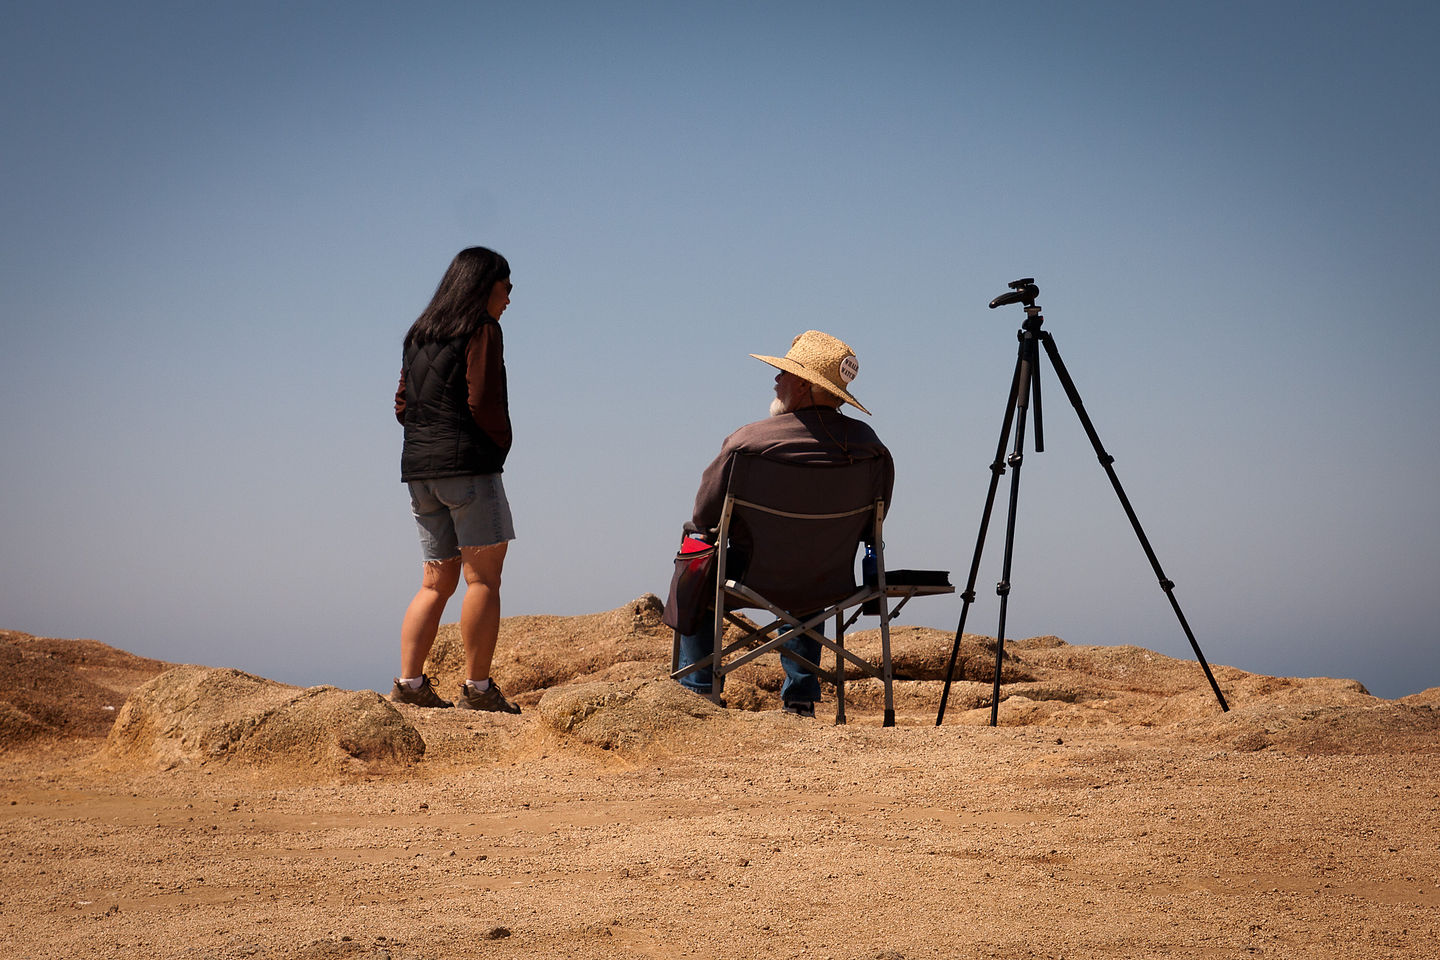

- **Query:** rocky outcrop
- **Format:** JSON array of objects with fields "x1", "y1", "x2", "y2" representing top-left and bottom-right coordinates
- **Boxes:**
[{"x1": 100, "y1": 665, "x2": 424, "y2": 774}]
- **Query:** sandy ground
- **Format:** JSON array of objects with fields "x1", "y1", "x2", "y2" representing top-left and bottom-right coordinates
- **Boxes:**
[{"x1": 2, "y1": 606, "x2": 1438, "y2": 960}]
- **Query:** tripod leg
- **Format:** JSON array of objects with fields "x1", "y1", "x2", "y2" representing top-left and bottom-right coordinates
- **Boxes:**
[
  {"x1": 936, "y1": 350, "x2": 1026, "y2": 725},
  {"x1": 1039, "y1": 333, "x2": 1230, "y2": 713},
  {"x1": 1030, "y1": 340, "x2": 1045, "y2": 453},
  {"x1": 988, "y1": 339, "x2": 1038, "y2": 726}
]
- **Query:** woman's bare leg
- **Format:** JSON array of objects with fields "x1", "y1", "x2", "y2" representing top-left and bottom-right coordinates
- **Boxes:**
[
  {"x1": 399, "y1": 558, "x2": 461, "y2": 677},
  {"x1": 460, "y1": 543, "x2": 507, "y2": 682}
]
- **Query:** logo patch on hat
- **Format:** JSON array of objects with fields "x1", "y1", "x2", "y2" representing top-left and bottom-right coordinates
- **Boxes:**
[{"x1": 839, "y1": 355, "x2": 859, "y2": 384}]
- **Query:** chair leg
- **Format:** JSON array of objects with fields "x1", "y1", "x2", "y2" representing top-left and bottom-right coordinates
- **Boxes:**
[
  {"x1": 876, "y1": 514, "x2": 896, "y2": 727},
  {"x1": 834, "y1": 610, "x2": 847, "y2": 725},
  {"x1": 879, "y1": 610, "x2": 895, "y2": 727},
  {"x1": 709, "y1": 602, "x2": 724, "y2": 705}
]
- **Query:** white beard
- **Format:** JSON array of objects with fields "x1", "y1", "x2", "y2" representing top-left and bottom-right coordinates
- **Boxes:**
[{"x1": 769, "y1": 396, "x2": 789, "y2": 417}]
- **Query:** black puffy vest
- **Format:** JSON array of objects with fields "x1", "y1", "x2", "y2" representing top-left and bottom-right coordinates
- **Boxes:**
[{"x1": 400, "y1": 330, "x2": 507, "y2": 481}]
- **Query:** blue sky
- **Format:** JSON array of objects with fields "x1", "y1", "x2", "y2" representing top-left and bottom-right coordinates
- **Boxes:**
[{"x1": 3, "y1": 1, "x2": 1437, "y2": 700}]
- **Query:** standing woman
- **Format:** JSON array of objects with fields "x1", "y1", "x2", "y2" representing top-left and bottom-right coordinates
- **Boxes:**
[{"x1": 391, "y1": 246, "x2": 521, "y2": 713}]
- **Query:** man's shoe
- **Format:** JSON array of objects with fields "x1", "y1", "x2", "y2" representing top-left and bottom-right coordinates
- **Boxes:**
[
  {"x1": 389, "y1": 675, "x2": 452, "y2": 708},
  {"x1": 457, "y1": 680, "x2": 522, "y2": 714},
  {"x1": 782, "y1": 700, "x2": 816, "y2": 718}
]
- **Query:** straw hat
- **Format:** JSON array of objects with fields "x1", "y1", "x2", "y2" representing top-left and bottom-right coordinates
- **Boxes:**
[{"x1": 751, "y1": 330, "x2": 870, "y2": 415}]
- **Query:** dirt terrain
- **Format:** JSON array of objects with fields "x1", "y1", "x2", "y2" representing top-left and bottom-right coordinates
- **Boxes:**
[{"x1": 2, "y1": 600, "x2": 1437, "y2": 960}]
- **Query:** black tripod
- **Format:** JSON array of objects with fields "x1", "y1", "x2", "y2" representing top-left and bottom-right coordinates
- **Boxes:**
[{"x1": 935, "y1": 279, "x2": 1230, "y2": 726}]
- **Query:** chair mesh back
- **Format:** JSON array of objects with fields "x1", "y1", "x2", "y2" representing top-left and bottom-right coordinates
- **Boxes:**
[{"x1": 724, "y1": 455, "x2": 883, "y2": 612}]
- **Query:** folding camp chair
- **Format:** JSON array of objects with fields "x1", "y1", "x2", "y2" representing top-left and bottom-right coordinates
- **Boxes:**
[{"x1": 669, "y1": 453, "x2": 942, "y2": 726}]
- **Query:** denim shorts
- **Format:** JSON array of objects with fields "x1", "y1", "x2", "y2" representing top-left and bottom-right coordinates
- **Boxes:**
[{"x1": 408, "y1": 473, "x2": 515, "y2": 561}]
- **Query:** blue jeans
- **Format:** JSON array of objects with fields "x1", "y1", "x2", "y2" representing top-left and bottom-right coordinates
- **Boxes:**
[{"x1": 676, "y1": 613, "x2": 824, "y2": 704}]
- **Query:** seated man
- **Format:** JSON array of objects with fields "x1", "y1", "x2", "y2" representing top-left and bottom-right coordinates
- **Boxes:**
[{"x1": 674, "y1": 330, "x2": 895, "y2": 717}]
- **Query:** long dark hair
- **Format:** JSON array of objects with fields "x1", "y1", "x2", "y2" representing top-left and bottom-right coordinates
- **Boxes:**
[{"x1": 403, "y1": 246, "x2": 510, "y2": 349}]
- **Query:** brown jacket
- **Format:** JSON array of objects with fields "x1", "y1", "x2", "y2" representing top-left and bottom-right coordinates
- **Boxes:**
[{"x1": 685, "y1": 405, "x2": 894, "y2": 537}]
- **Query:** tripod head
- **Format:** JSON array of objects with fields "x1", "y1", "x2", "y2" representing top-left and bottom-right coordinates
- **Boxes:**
[
  {"x1": 989, "y1": 278, "x2": 1044, "y2": 334},
  {"x1": 988, "y1": 278, "x2": 1039, "y2": 309}
]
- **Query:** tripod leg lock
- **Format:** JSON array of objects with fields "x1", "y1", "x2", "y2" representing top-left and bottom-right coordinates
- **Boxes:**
[
  {"x1": 960, "y1": 589, "x2": 977, "y2": 603},
  {"x1": 1159, "y1": 578, "x2": 1175, "y2": 591},
  {"x1": 989, "y1": 460, "x2": 1007, "y2": 476},
  {"x1": 1098, "y1": 453, "x2": 1115, "y2": 466},
  {"x1": 1007, "y1": 452, "x2": 1023, "y2": 468},
  {"x1": 996, "y1": 581, "x2": 1011, "y2": 597}
]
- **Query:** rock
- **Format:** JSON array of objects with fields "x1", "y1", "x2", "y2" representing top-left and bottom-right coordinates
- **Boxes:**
[
  {"x1": 101, "y1": 665, "x2": 424, "y2": 774},
  {"x1": 0, "y1": 630, "x2": 171, "y2": 748},
  {"x1": 537, "y1": 679, "x2": 722, "y2": 752},
  {"x1": 426, "y1": 594, "x2": 674, "y2": 696}
]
